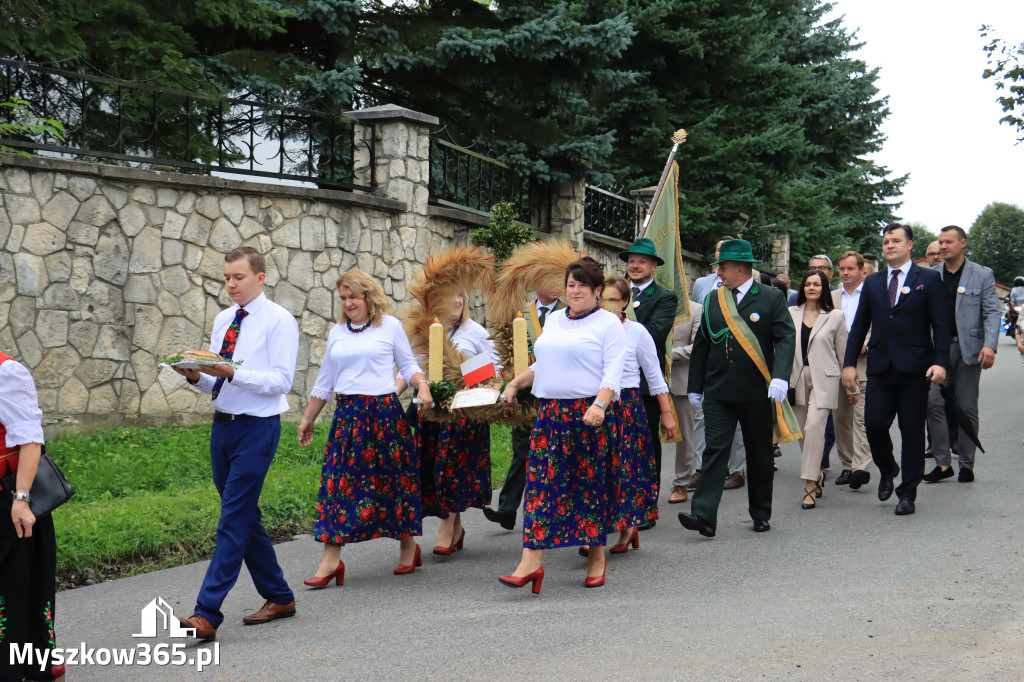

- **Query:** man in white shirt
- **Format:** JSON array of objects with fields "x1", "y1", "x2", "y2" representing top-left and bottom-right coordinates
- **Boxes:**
[
  {"x1": 173, "y1": 246, "x2": 299, "y2": 640},
  {"x1": 830, "y1": 251, "x2": 872, "y2": 488}
]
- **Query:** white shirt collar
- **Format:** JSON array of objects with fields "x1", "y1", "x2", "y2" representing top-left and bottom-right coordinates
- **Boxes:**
[
  {"x1": 236, "y1": 292, "x2": 268, "y2": 315},
  {"x1": 734, "y1": 276, "x2": 755, "y2": 297},
  {"x1": 888, "y1": 260, "x2": 912, "y2": 278},
  {"x1": 842, "y1": 282, "x2": 863, "y2": 297},
  {"x1": 633, "y1": 278, "x2": 655, "y2": 293}
]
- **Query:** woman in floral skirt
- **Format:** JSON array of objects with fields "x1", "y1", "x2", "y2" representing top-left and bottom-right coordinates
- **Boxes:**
[
  {"x1": 596, "y1": 277, "x2": 677, "y2": 553},
  {"x1": 497, "y1": 257, "x2": 626, "y2": 592},
  {"x1": 401, "y1": 290, "x2": 497, "y2": 556},
  {"x1": 298, "y1": 269, "x2": 434, "y2": 586}
]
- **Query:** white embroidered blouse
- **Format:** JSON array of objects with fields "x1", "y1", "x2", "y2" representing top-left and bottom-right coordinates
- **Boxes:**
[
  {"x1": 621, "y1": 319, "x2": 669, "y2": 395},
  {"x1": 311, "y1": 315, "x2": 423, "y2": 399},
  {"x1": 530, "y1": 308, "x2": 626, "y2": 400},
  {"x1": 0, "y1": 358, "x2": 44, "y2": 446}
]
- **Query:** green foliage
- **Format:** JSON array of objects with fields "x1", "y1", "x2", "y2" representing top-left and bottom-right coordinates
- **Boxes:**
[
  {"x1": 968, "y1": 202, "x2": 1024, "y2": 285},
  {"x1": 591, "y1": 0, "x2": 903, "y2": 270},
  {"x1": 48, "y1": 420, "x2": 512, "y2": 578},
  {"x1": 429, "y1": 379, "x2": 457, "y2": 404},
  {"x1": 0, "y1": 97, "x2": 64, "y2": 160},
  {"x1": 471, "y1": 201, "x2": 535, "y2": 261},
  {"x1": 909, "y1": 223, "x2": 940, "y2": 261},
  {"x1": 981, "y1": 25, "x2": 1024, "y2": 143}
]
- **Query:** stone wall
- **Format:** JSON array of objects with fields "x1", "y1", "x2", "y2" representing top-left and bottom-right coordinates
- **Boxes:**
[{"x1": 0, "y1": 105, "x2": 638, "y2": 436}]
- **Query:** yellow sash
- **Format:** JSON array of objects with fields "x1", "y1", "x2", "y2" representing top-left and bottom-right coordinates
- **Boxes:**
[{"x1": 716, "y1": 287, "x2": 803, "y2": 443}]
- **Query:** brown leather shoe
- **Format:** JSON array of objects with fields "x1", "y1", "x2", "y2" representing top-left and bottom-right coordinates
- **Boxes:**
[
  {"x1": 179, "y1": 614, "x2": 217, "y2": 641},
  {"x1": 687, "y1": 471, "x2": 701, "y2": 491},
  {"x1": 724, "y1": 472, "x2": 745, "y2": 490},
  {"x1": 242, "y1": 600, "x2": 296, "y2": 625},
  {"x1": 668, "y1": 485, "x2": 688, "y2": 503}
]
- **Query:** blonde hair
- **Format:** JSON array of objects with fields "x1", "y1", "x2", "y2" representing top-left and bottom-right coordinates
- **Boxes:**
[{"x1": 335, "y1": 269, "x2": 391, "y2": 326}]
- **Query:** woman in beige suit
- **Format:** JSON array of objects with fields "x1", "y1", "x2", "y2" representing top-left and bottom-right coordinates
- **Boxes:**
[{"x1": 789, "y1": 270, "x2": 853, "y2": 509}]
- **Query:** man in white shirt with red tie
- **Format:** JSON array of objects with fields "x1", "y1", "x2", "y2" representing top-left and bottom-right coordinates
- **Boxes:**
[{"x1": 173, "y1": 246, "x2": 298, "y2": 640}]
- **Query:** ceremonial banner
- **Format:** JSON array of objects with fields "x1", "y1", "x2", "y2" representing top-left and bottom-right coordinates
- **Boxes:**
[{"x1": 641, "y1": 160, "x2": 691, "y2": 443}]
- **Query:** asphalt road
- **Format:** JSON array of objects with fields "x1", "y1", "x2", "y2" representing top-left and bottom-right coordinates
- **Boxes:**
[{"x1": 50, "y1": 334, "x2": 1024, "y2": 680}]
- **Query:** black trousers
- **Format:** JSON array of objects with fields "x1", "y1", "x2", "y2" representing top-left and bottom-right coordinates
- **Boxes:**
[
  {"x1": 690, "y1": 398, "x2": 774, "y2": 529},
  {"x1": 864, "y1": 370, "x2": 929, "y2": 501},
  {"x1": 496, "y1": 425, "x2": 531, "y2": 515},
  {"x1": 0, "y1": 493, "x2": 57, "y2": 682},
  {"x1": 641, "y1": 394, "x2": 663, "y2": 500}
]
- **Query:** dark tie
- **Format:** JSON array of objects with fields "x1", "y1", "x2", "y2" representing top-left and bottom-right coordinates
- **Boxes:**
[
  {"x1": 731, "y1": 287, "x2": 739, "y2": 303},
  {"x1": 212, "y1": 307, "x2": 248, "y2": 400},
  {"x1": 888, "y1": 271, "x2": 899, "y2": 308},
  {"x1": 632, "y1": 286, "x2": 641, "y2": 303},
  {"x1": 537, "y1": 306, "x2": 548, "y2": 327}
]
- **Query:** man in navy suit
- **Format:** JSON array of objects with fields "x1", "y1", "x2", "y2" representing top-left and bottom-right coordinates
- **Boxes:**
[{"x1": 841, "y1": 224, "x2": 950, "y2": 516}]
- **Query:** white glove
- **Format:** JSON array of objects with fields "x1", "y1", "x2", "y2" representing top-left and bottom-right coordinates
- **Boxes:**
[
  {"x1": 688, "y1": 393, "x2": 703, "y2": 409},
  {"x1": 768, "y1": 378, "x2": 788, "y2": 403}
]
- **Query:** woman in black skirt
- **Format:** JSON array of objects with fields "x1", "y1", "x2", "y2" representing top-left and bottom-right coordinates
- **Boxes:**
[{"x1": 0, "y1": 352, "x2": 63, "y2": 681}]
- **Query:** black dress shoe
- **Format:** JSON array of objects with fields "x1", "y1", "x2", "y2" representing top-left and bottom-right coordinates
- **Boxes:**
[
  {"x1": 636, "y1": 519, "x2": 657, "y2": 531},
  {"x1": 923, "y1": 465, "x2": 954, "y2": 483},
  {"x1": 958, "y1": 468, "x2": 974, "y2": 482},
  {"x1": 772, "y1": 443, "x2": 782, "y2": 458},
  {"x1": 894, "y1": 498, "x2": 915, "y2": 515},
  {"x1": 482, "y1": 506, "x2": 516, "y2": 530},
  {"x1": 678, "y1": 512, "x2": 715, "y2": 537},
  {"x1": 848, "y1": 469, "x2": 870, "y2": 489},
  {"x1": 878, "y1": 465, "x2": 899, "y2": 501},
  {"x1": 834, "y1": 469, "x2": 852, "y2": 485},
  {"x1": 752, "y1": 519, "x2": 771, "y2": 532}
]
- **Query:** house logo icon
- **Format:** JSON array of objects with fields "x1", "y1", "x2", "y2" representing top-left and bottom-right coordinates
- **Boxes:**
[{"x1": 133, "y1": 597, "x2": 196, "y2": 638}]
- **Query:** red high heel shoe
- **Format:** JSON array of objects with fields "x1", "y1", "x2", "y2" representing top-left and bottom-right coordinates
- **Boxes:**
[
  {"x1": 584, "y1": 562, "x2": 606, "y2": 588},
  {"x1": 609, "y1": 527, "x2": 640, "y2": 554},
  {"x1": 394, "y1": 544, "x2": 422, "y2": 575},
  {"x1": 303, "y1": 560, "x2": 345, "y2": 588},
  {"x1": 498, "y1": 566, "x2": 544, "y2": 594},
  {"x1": 433, "y1": 528, "x2": 466, "y2": 555}
]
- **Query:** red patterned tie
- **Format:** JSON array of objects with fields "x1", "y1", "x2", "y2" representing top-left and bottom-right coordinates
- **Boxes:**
[
  {"x1": 888, "y1": 271, "x2": 899, "y2": 308},
  {"x1": 212, "y1": 308, "x2": 248, "y2": 400}
]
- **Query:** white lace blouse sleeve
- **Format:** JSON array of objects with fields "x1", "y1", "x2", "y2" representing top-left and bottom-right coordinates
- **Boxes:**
[
  {"x1": 635, "y1": 325, "x2": 669, "y2": 395},
  {"x1": 310, "y1": 327, "x2": 339, "y2": 401},
  {"x1": 600, "y1": 316, "x2": 627, "y2": 397},
  {"x1": 392, "y1": 318, "x2": 424, "y2": 383},
  {"x1": 0, "y1": 360, "x2": 44, "y2": 446}
]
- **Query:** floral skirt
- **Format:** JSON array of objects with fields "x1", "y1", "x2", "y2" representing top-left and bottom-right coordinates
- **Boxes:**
[
  {"x1": 522, "y1": 397, "x2": 618, "y2": 549},
  {"x1": 418, "y1": 417, "x2": 491, "y2": 519},
  {"x1": 610, "y1": 388, "x2": 659, "y2": 529},
  {"x1": 314, "y1": 394, "x2": 422, "y2": 545}
]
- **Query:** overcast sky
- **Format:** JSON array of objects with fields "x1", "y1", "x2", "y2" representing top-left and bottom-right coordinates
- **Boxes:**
[{"x1": 828, "y1": 0, "x2": 1024, "y2": 233}]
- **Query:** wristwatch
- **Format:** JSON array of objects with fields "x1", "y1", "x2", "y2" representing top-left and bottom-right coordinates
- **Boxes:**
[
  {"x1": 14, "y1": 491, "x2": 30, "y2": 503},
  {"x1": 593, "y1": 398, "x2": 607, "y2": 411}
]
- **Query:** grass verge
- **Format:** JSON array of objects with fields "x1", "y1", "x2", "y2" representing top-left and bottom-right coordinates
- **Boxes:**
[{"x1": 47, "y1": 420, "x2": 512, "y2": 587}]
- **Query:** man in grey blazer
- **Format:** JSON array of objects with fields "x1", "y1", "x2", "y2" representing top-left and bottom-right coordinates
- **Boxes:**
[
  {"x1": 923, "y1": 225, "x2": 1000, "y2": 483},
  {"x1": 688, "y1": 236, "x2": 746, "y2": 491}
]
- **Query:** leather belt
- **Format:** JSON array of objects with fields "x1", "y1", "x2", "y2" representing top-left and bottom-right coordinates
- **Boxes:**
[
  {"x1": 214, "y1": 411, "x2": 258, "y2": 422},
  {"x1": 950, "y1": 335, "x2": 959, "y2": 343}
]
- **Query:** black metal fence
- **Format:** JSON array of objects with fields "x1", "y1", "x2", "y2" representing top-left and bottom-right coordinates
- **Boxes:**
[
  {"x1": 583, "y1": 184, "x2": 645, "y2": 243},
  {"x1": 0, "y1": 59, "x2": 371, "y2": 191},
  {"x1": 428, "y1": 137, "x2": 534, "y2": 223}
]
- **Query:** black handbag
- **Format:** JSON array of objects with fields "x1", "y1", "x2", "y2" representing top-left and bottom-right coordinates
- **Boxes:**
[{"x1": 2, "y1": 448, "x2": 73, "y2": 517}]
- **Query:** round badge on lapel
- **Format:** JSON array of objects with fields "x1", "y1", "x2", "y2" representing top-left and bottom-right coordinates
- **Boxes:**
[
  {"x1": 957, "y1": 286, "x2": 966, "y2": 294},
  {"x1": 901, "y1": 286, "x2": 911, "y2": 295},
  {"x1": 750, "y1": 313, "x2": 760, "y2": 323},
  {"x1": 632, "y1": 300, "x2": 640, "y2": 308}
]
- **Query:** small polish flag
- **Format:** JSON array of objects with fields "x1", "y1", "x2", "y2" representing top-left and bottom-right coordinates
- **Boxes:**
[{"x1": 461, "y1": 352, "x2": 496, "y2": 387}]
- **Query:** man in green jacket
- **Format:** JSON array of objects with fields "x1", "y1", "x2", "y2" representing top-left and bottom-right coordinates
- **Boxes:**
[
  {"x1": 621, "y1": 238, "x2": 678, "y2": 529},
  {"x1": 679, "y1": 240, "x2": 795, "y2": 537}
]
